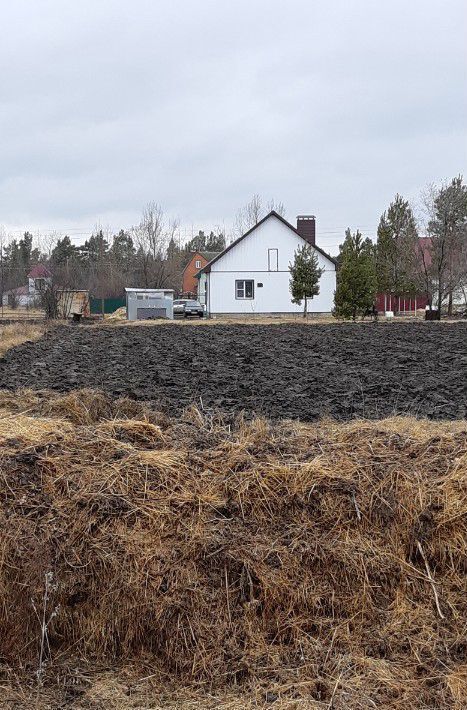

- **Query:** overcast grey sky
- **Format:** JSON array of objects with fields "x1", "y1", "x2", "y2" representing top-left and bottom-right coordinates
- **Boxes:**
[{"x1": 0, "y1": 0, "x2": 466, "y2": 252}]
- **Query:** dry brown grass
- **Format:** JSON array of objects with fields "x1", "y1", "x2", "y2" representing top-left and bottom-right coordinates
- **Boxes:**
[
  {"x1": 0, "y1": 307, "x2": 44, "y2": 320},
  {"x1": 105, "y1": 316, "x2": 358, "y2": 328},
  {"x1": 0, "y1": 321, "x2": 47, "y2": 357},
  {"x1": 104, "y1": 312, "x2": 336, "y2": 326},
  {"x1": 0, "y1": 389, "x2": 465, "y2": 708},
  {"x1": 103, "y1": 313, "x2": 433, "y2": 327}
]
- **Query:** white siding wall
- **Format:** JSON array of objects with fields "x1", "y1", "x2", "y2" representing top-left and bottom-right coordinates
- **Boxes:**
[
  {"x1": 198, "y1": 272, "x2": 207, "y2": 305},
  {"x1": 1, "y1": 294, "x2": 31, "y2": 307},
  {"x1": 207, "y1": 216, "x2": 336, "y2": 314}
]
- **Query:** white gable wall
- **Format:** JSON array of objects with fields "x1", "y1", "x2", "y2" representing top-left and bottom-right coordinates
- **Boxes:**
[{"x1": 207, "y1": 215, "x2": 336, "y2": 314}]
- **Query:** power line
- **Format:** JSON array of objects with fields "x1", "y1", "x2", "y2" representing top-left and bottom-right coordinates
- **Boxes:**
[{"x1": 0, "y1": 225, "x2": 379, "y2": 238}]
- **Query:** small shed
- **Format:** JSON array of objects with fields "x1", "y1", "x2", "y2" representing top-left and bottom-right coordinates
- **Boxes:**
[
  {"x1": 125, "y1": 288, "x2": 174, "y2": 321},
  {"x1": 57, "y1": 290, "x2": 90, "y2": 318}
]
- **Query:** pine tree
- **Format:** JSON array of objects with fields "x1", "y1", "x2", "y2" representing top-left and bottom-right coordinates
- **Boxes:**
[
  {"x1": 376, "y1": 194, "x2": 418, "y2": 312},
  {"x1": 51, "y1": 236, "x2": 79, "y2": 265},
  {"x1": 289, "y1": 244, "x2": 324, "y2": 317},
  {"x1": 2, "y1": 232, "x2": 39, "y2": 286},
  {"x1": 334, "y1": 229, "x2": 377, "y2": 321},
  {"x1": 19, "y1": 232, "x2": 33, "y2": 268},
  {"x1": 205, "y1": 231, "x2": 226, "y2": 251},
  {"x1": 110, "y1": 230, "x2": 135, "y2": 264},
  {"x1": 184, "y1": 231, "x2": 206, "y2": 253},
  {"x1": 166, "y1": 237, "x2": 179, "y2": 261},
  {"x1": 80, "y1": 230, "x2": 109, "y2": 262}
]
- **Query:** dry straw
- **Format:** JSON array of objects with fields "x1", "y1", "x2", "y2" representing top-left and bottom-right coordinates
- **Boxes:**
[
  {"x1": 0, "y1": 322, "x2": 46, "y2": 358},
  {"x1": 0, "y1": 388, "x2": 465, "y2": 708}
]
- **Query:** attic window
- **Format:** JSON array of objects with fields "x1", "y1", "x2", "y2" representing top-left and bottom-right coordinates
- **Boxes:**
[{"x1": 195, "y1": 259, "x2": 201, "y2": 269}]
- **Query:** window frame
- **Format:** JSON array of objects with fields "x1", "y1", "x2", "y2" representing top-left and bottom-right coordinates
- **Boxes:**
[
  {"x1": 235, "y1": 279, "x2": 254, "y2": 300},
  {"x1": 268, "y1": 248, "x2": 278, "y2": 271},
  {"x1": 195, "y1": 259, "x2": 201, "y2": 269}
]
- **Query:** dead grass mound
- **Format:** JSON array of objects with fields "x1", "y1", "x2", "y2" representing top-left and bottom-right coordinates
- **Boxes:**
[
  {"x1": 0, "y1": 389, "x2": 466, "y2": 708},
  {"x1": 106, "y1": 306, "x2": 127, "y2": 322}
]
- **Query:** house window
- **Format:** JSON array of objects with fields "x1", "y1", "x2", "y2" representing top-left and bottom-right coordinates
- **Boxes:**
[
  {"x1": 34, "y1": 278, "x2": 46, "y2": 291},
  {"x1": 268, "y1": 248, "x2": 278, "y2": 271},
  {"x1": 235, "y1": 280, "x2": 254, "y2": 299},
  {"x1": 195, "y1": 259, "x2": 201, "y2": 269}
]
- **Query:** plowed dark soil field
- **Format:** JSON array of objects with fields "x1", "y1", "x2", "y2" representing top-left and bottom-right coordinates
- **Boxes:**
[{"x1": 1, "y1": 322, "x2": 466, "y2": 420}]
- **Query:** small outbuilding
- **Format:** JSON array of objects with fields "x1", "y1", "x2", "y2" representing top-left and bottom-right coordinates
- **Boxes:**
[
  {"x1": 125, "y1": 288, "x2": 174, "y2": 321},
  {"x1": 57, "y1": 290, "x2": 90, "y2": 319}
]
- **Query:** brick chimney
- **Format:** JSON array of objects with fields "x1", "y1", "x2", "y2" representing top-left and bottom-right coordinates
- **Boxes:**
[{"x1": 296, "y1": 215, "x2": 316, "y2": 246}]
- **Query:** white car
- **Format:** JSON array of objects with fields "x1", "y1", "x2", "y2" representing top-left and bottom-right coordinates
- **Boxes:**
[{"x1": 173, "y1": 299, "x2": 189, "y2": 316}]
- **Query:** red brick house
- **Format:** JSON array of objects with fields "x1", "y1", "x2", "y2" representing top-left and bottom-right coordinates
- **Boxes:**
[{"x1": 181, "y1": 251, "x2": 220, "y2": 297}]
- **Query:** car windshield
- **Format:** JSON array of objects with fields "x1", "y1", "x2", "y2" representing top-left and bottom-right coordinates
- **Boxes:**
[
  {"x1": 186, "y1": 301, "x2": 201, "y2": 307},
  {"x1": 173, "y1": 300, "x2": 187, "y2": 305}
]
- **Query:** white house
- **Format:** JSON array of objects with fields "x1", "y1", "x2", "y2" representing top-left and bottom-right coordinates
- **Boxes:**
[
  {"x1": 1, "y1": 264, "x2": 52, "y2": 307},
  {"x1": 198, "y1": 212, "x2": 336, "y2": 316}
]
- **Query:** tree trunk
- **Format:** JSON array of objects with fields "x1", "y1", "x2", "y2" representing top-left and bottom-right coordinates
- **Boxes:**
[
  {"x1": 303, "y1": 296, "x2": 307, "y2": 318},
  {"x1": 437, "y1": 282, "x2": 442, "y2": 321},
  {"x1": 447, "y1": 291, "x2": 453, "y2": 317}
]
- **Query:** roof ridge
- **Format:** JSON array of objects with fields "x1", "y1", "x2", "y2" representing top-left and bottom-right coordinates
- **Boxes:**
[{"x1": 201, "y1": 211, "x2": 336, "y2": 273}]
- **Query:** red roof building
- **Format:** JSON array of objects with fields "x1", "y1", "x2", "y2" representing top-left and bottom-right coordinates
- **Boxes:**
[
  {"x1": 28, "y1": 264, "x2": 52, "y2": 279},
  {"x1": 376, "y1": 237, "x2": 432, "y2": 313},
  {"x1": 182, "y1": 252, "x2": 220, "y2": 296}
]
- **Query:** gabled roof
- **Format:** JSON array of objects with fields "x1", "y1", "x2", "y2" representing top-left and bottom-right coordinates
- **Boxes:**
[
  {"x1": 5, "y1": 285, "x2": 30, "y2": 296},
  {"x1": 199, "y1": 251, "x2": 221, "y2": 261},
  {"x1": 28, "y1": 264, "x2": 51, "y2": 279},
  {"x1": 201, "y1": 211, "x2": 336, "y2": 273},
  {"x1": 182, "y1": 250, "x2": 222, "y2": 274}
]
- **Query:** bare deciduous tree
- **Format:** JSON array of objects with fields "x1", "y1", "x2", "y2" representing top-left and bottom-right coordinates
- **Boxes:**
[
  {"x1": 39, "y1": 276, "x2": 75, "y2": 319},
  {"x1": 423, "y1": 177, "x2": 467, "y2": 317},
  {"x1": 130, "y1": 203, "x2": 184, "y2": 290},
  {"x1": 234, "y1": 195, "x2": 286, "y2": 237},
  {"x1": 140, "y1": 202, "x2": 165, "y2": 259},
  {"x1": 36, "y1": 230, "x2": 61, "y2": 259},
  {"x1": 266, "y1": 199, "x2": 286, "y2": 217}
]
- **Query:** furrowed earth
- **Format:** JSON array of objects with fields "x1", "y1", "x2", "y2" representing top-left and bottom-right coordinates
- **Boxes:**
[{"x1": 0, "y1": 321, "x2": 466, "y2": 421}]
